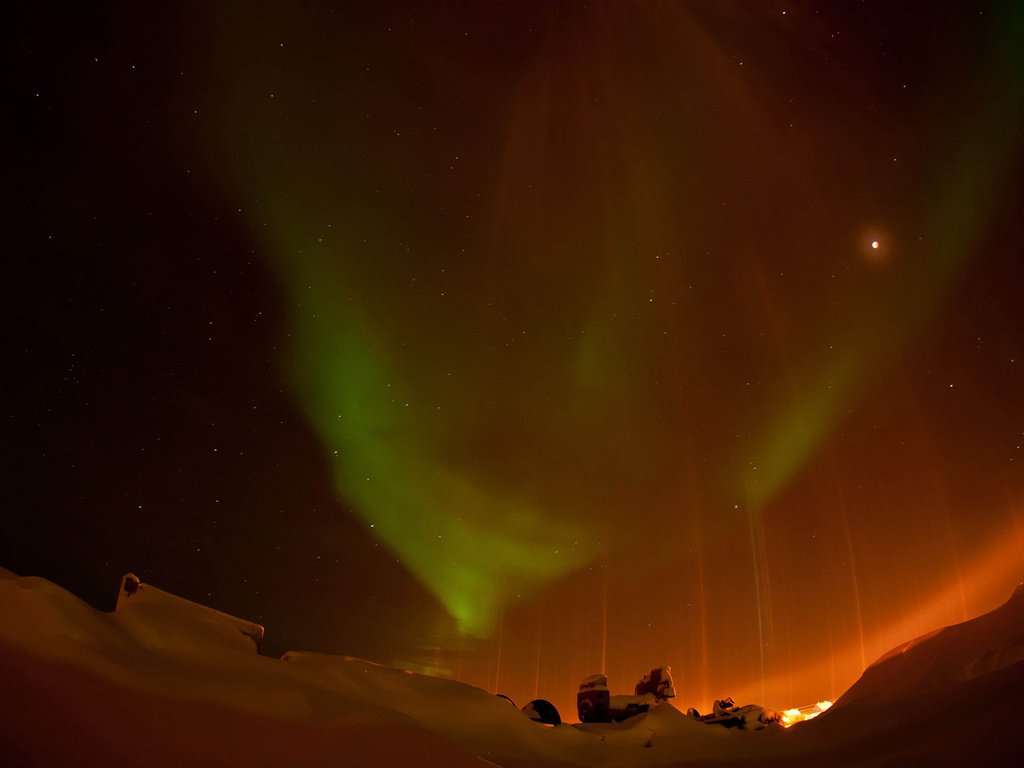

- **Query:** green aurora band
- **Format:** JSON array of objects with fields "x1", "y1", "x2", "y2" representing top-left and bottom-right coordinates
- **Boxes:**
[
  {"x1": 254, "y1": 205, "x2": 598, "y2": 636},
  {"x1": 206, "y1": 2, "x2": 1024, "y2": 639}
]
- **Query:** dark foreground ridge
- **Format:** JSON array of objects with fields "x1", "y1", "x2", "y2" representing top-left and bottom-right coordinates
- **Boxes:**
[{"x1": 1, "y1": 568, "x2": 1022, "y2": 767}]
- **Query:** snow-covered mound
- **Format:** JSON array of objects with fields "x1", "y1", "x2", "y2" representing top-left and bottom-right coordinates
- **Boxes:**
[
  {"x1": 1, "y1": 569, "x2": 1022, "y2": 767},
  {"x1": 790, "y1": 582, "x2": 1024, "y2": 765},
  {"x1": 832, "y1": 582, "x2": 1024, "y2": 709},
  {"x1": 0, "y1": 573, "x2": 487, "y2": 768}
]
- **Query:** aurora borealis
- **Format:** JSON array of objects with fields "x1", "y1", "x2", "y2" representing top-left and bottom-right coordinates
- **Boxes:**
[{"x1": 9, "y1": 0, "x2": 1024, "y2": 720}]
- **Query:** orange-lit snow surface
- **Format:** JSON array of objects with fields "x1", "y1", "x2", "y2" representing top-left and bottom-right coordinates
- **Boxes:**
[{"x1": 2, "y1": 566, "x2": 1022, "y2": 767}]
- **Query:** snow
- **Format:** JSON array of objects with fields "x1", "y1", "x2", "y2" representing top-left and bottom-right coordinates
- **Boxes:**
[
  {"x1": 1, "y1": 569, "x2": 1022, "y2": 766},
  {"x1": 833, "y1": 583, "x2": 1024, "y2": 708}
]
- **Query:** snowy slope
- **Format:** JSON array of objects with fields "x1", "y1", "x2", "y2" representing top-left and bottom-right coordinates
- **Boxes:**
[
  {"x1": 1, "y1": 569, "x2": 1022, "y2": 767},
  {"x1": 833, "y1": 582, "x2": 1024, "y2": 708},
  {"x1": 787, "y1": 582, "x2": 1024, "y2": 765}
]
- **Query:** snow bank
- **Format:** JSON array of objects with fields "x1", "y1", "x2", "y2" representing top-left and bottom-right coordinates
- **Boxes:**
[
  {"x1": 833, "y1": 582, "x2": 1024, "y2": 708},
  {"x1": 0, "y1": 572, "x2": 483, "y2": 768},
  {"x1": 790, "y1": 581, "x2": 1024, "y2": 765},
  {"x1": 2, "y1": 569, "x2": 1022, "y2": 767}
]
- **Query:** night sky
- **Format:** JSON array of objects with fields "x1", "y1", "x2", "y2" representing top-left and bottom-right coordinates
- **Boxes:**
[{"x1": 8, "y1": 1, "x2": 1024, "y2": 718}]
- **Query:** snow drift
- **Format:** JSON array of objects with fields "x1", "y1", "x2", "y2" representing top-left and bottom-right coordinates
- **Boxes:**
[
  {"x1": 1, "y1": 567, "x2": 1021, "y2": 766},
  {"x1": 835, "y1": 582, "x2": 1024, "y2": 708}
]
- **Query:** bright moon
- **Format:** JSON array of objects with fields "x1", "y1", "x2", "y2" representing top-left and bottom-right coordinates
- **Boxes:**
[{"x1": 871, "y1": 240, "x2": 879, "y2": 249}]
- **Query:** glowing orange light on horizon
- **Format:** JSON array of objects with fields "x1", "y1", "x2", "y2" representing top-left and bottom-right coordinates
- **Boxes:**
[{"x1": 780, "y1": 700, "x2": 833, "y2": 727}]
